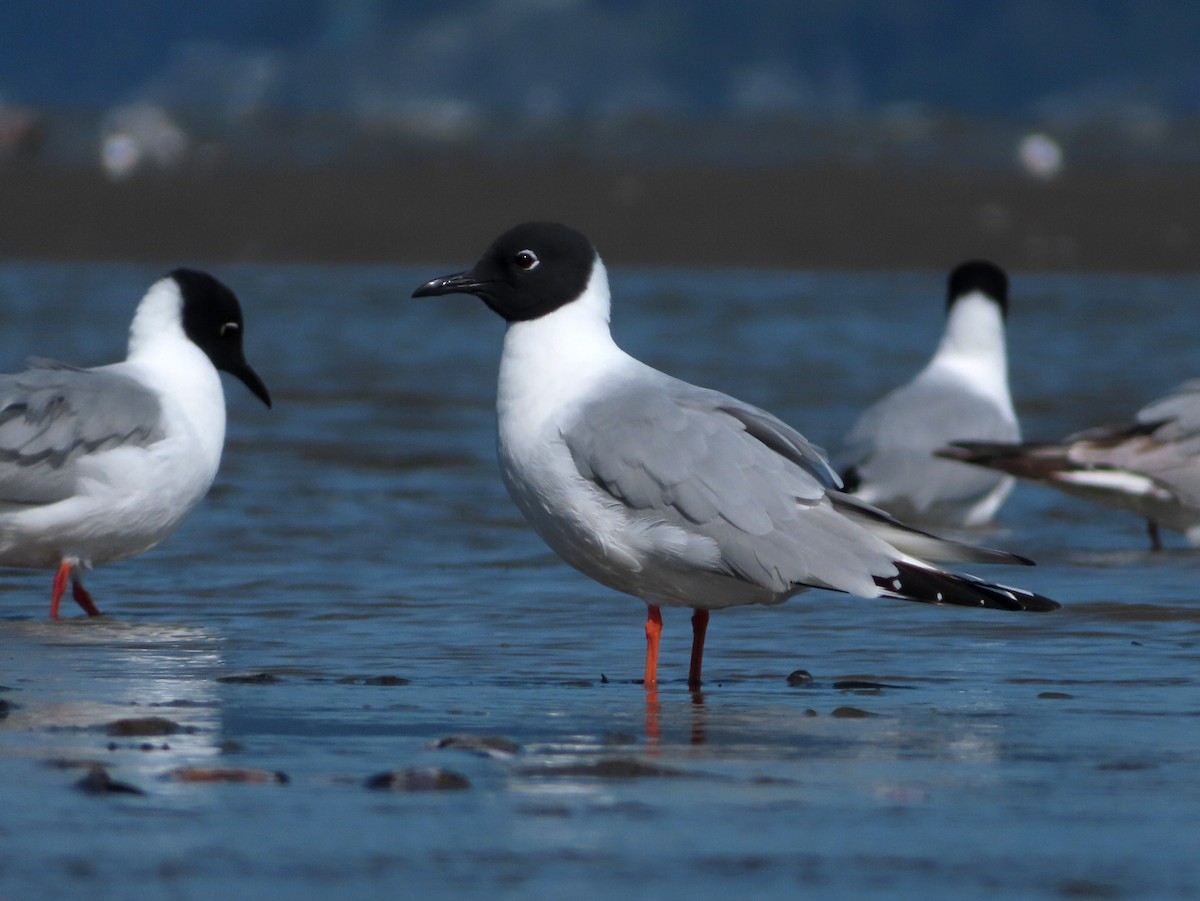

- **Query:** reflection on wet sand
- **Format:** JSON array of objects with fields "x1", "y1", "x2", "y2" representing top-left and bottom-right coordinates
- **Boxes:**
[{"x1": 0, "y1": 619, "x2": 227, "y2": 782}]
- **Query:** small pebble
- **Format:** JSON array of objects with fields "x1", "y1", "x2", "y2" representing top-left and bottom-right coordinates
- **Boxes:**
[
  {"x1": 105, "y1": 717, "x2": 184, "y2": 737},
  {"x1": 833, "y1": 680, "x2": 912, "y2": 691},
  {"x1": 336, "y1": 675, "x2": 410, "y2": 686},
  {"x1": 831, "y1": 706, "x2": 875, "y2": 719},
  {"x1": 165, "y1": 767, "x2": 289, "y2": 784},
  {"x1": 365, "y1": 767, "x2": 470, "y2": 792},
  {"x1": 217, "y1": 673, "x2": 280, "y2": 684},
  {"x1": 518, "y1": 757, "x2": 686, "y2": 779},
  {"x1": 76, "y1": 766, "x2": 145, "y2": 796},
  {"x1": 786, "y1": 670, "x2": 813, "y2": 686},
  {"x1": 429, "y1": 734, "x2": 521, "y2": 755}
]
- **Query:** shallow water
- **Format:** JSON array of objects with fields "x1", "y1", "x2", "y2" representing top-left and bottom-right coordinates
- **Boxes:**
[{"x1": 0, "y1": 262, "x2": 1197, "y2": 900}]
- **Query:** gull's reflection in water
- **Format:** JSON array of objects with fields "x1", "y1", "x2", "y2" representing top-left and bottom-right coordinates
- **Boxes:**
[
  {"x1": 643, "y1": 687, "x2": 709, "y2": 749},
  {"x1": 1, "y1": 617, "x2": 227, "y2": 781}
]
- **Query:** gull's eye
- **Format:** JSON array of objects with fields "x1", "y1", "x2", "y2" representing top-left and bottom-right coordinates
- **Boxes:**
[
  {"x1": 219, "y1": 321, "x2": 240, "y2": 337},
  {"x1": 514, "y1": 250, "x2": 539, "y2": 271}
]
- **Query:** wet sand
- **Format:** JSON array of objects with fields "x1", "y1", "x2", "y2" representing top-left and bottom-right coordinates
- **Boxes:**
[{"x1": 1, "y1": 156, "x2": 1197, "y2": 271}]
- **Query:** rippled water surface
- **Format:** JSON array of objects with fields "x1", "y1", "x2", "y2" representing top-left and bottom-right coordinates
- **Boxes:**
[{"x1": 1, "y1": 262, "x2": 1197, "y2": 900}]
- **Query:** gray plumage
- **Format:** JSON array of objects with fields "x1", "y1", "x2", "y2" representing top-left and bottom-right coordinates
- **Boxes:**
[
  {"x1": 0, "y1": 359, "x2": 163, "y2": 507},
  {"x1": 564, "y1": 372, "x2": 1028, "y2": 604},
  {"x1": 837, "y1": 377, "x2": 1019, "y2": 521}
]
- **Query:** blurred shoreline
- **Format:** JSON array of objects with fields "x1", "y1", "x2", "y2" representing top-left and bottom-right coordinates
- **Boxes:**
[{"x1": 2, "y1": 156, "x2": 1197, "y2": 272}]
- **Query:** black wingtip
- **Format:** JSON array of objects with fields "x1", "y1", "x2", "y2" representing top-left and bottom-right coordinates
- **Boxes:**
[
  {"x1": 877, "y1": 562, "x2": 1060, "y2": 613},
  {"x1": 936, "y1": 440, "x2": 1025, "y2": 463}
]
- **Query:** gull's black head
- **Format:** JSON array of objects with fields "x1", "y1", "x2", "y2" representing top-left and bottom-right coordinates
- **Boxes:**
[
  {"x1": 947, "y1": 260, "x2": 1009, "y2": 317},
  {"x1": 412, "y1": 222, "x2": 597, "y2": 322},
  {"x1": 172, "y1": 268, "x2": 272, "y2": 408}
]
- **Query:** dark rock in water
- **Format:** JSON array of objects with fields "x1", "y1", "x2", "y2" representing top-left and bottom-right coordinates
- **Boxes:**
[
  {"x1": 831, "y1": 706, "x2": 876, "y2": 719},
  {"x1": 336, "y1": 675, "x2": 410, "y2": 686},
  {"x1": 219, "y1": 740, "x2": 245, "y2": 754},
  {"x1": 217, "y1": 672, "x2": 280, "y2": 684},
  {"x1": 1038, "y1": 691, "x2": 1073, "y2": 700},
  {"x1": 165, "y1": 767, "x2": 289, "y2": 784},
  {"x1": 76, "y1": 766, "x2": 145, "y2": 796},
  {"x1": 786, "y1": 670, "x2": 814, "y2": 686},
  {"x1": 365, "y1": 767, "x2": 470, "y2": 792},
  {"x1": 429, "y1": 734, "x2": 521, "y2": 756},
  {"x1": 519, "y1": 757, "x2": 687, "y2": 779},
  {"x1": 0, "y1": 698, "x2": 10, "y2": 718},
  {"x1": 834, "y1": 680, "x2": 913, "y2": 691},
  {"x1": 104, "y1": 716, "x2": 186, "y2": 737}
]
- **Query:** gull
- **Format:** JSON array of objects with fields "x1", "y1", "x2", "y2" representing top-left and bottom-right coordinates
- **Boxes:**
[
  {"x1": 414, "y1": 223, "x2": 1058, "y2": 688},
  {"x1": 835, "y1": 260, "x2": 1018, "y2": 527},
  {"x1": 0, "y1": 268, "x2": 271, "y2": 617},
  {"x1": 942, "y1": 379, "x2": 1200, "y2": 549}
]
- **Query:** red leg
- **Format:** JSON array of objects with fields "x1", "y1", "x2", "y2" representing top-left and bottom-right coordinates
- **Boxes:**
[
  {"x1": 72, "y1": 575, "x2": 101, "y2": 617},
  {"x1": 688, "y1": 608, "x2": 709, "y2": 690},
  {"x1": 643, "y1": 605, "x2": 663, "y2": 688},
  {"x1": 50, "y1": 561, "x2": 72, "y2": 620}
]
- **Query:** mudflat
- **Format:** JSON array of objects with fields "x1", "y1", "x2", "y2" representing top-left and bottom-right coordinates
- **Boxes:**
[{"x1": 1, "y1": 156, "x2": 1196, "y2": 271}]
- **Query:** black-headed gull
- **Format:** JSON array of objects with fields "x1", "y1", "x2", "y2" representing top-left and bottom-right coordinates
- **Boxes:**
[
  {"x1": 0, "y1": 269, "x2": 270, "y2": 617},
  {"x1": 414, "y1": 223, "x2": 1057, "y2": 688},
  {"x1": 836, "y1": 261, "x2": 1018, "y2": 527}
]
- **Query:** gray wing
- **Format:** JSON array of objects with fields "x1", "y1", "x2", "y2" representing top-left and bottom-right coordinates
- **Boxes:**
[
  {"x1": 1135, "y1": 379, "x2": 1200, "y2": 442},
  {"x1": 1053, "y1": 379, "x2": 1200, "y2": 505},
  {"x1": 0, "y1": 359, "x2": 165, "y2": 505},
  {"x1": 563, "y1": 374, "x2": 990, "y2": 599},
  {"x1": 836, "y1": 377, "x2": 1017, "y2": 508}
]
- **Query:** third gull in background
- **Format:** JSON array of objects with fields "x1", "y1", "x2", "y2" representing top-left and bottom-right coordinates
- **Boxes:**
[{"x1": 835, "y1": 260, "x2": 1019, "y2": 528}]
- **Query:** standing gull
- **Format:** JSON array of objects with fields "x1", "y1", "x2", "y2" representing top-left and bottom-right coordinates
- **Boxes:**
[
  {"x1": 835, "y1": 260, "x2": 1018, "y2": 527},
  {"x1": 414, "y1": 223, "x2": 1057, "y2": 688},
  {"x1": 0, "y1": 269, "x2": 271, "y2": 617},
  {"x1": 941, "y1": 379, "x2": 1200, "y2": 549}
]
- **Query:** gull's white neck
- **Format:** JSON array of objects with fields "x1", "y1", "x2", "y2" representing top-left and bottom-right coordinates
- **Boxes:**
[
  {"x1": 497, "y1": 257, "x2": 629, "y2": 431},
  {"x1": 124, "y1": 277, "x2": 228, "y2": 465},
  {"x1": 924, "y1": 291, "x2": 1011, "y2": 407}
]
